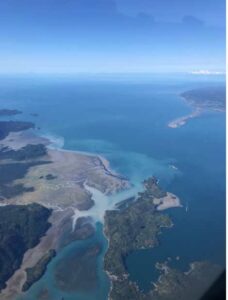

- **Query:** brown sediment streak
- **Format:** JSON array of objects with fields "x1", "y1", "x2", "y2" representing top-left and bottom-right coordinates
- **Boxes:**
[{"x1": 0, "y1": 128, "x2": 130, "y2": 299}]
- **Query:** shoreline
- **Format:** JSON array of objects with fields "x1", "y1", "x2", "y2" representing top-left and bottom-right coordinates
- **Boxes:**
[
  {"x1": 0, "y1": 125, "x2": 130, "y2": 300},
  {"x1": 168, "y1": 108, "x2": 202, "y2": 128},
  {"x1": 37, "y1": 131, "x2": 129, "y2": 186},
  {"x1": 0, "y1": 208, "x2": 74, "y2": 300},
  {"x1": 103, "y1": 177, "x2": 181, "y2": 300},
  {"x1": 0, "y1": 126, "x2": 182, "y2": 300},
  {"x1": 153, "y1": 192, "x2": 182, "y2": 210},
  {"x1": 0, "y1": 130, "x2": 130, "y2": 209},
  {"x1": 168, "y1": 88, "x2": 225, "y2": 129}
]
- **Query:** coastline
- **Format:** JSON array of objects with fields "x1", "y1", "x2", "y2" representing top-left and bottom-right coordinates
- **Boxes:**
[
  {"x1": 0, "y1": 79, "x2": 224, "y2": 300},
  {"x1": 40, "y1": 134, "x2": 183, "y2": 300},
  {"x1": 39, "y1": 132, "x2": 130, "y2": 192},
  {"x1": 168, "y1": 108, "x2": 202, "y2": 128},
  {"x1": 153, "y1": 192, "x2": 182, "y2": 211},
  {"x1": 102, "y1": 177, "x2": 180, "y2": 300},
  {"x1": 0, "y1": 131, "x2": 130, "y2": 208},
  {"x1": 0, "y1": 123, "x2": 182, "y2": 300},
  {"x1": 0, "y1": 127, "x2": 130, "y2": 299},
  {"x1": 168, "y1": 86, "x2": 225, "y2": 129},
  {"x1": 0, "y1": 209, "x2": 74, "y2": 300}
]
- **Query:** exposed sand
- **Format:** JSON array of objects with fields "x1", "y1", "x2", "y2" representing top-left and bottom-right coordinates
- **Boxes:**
[
  {"x1": 168, "y1": 109, "x2": 202, "y2": 128},
  {"x1": 0, "y1": 131, "x2": 51, "y2": 150},
  {"x1": 153, "y1": 192, "x2": 182, "y2": 210},
  {"x1": 0, "y1": 130, "x2": 130, "y2": 298},
  {"x1": 0, "y1": 129, "x2": 181, "y2": 299},
  {"x1": 0, "y1": 134, "x2": 130, "y2": 210}
]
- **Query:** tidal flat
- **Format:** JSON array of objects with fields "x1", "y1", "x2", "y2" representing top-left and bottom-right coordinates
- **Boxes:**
[
  {"x1": 0, "y1": 78, "x2": 225, "y2": 300},
  {"x1": 0, "y1": 118, "x2": 128, "y2": 300}
]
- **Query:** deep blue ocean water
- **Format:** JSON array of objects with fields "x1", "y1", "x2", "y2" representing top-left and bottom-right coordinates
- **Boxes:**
[{"x1": 0, "y1": 75, "x2": 225, "y2": 299}]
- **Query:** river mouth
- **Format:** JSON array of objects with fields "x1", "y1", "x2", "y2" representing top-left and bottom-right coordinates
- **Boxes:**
[{"x1": 1, "y1": 79, "x2": 224, "y2": 300}]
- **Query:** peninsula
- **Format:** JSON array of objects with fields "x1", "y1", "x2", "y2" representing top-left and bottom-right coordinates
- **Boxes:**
[
  {"x1": 104, "y1": 178, "x2": 222, "y2": 300},
  {"x1": 168, "y1": 86, "x2": 226, "y2": 128},
  {"x1": 104, "y1": 177, "x2": 178, "y2": 299}
]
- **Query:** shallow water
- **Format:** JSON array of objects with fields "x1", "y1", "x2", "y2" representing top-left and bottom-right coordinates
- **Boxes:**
[
  {"x1": 17, "y1": 223, "x2": 110, "y2": 300},
  {"x1": 0, "y1": 76, "x2": 225, "y2": 298}
]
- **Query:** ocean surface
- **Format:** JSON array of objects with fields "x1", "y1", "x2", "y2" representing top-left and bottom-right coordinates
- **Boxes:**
[{"x1": 0, "y1": 75, "x2": 225, "y2": 299}]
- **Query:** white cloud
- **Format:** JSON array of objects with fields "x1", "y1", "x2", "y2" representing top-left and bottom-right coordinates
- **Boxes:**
[{"x1": 190, "y1": 70, "x2": 225, "y2": 75}]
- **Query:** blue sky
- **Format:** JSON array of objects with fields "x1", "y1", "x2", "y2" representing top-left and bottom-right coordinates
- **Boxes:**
[{"x1": 0, "y1": 0, "x2": 225, "y2": 73}]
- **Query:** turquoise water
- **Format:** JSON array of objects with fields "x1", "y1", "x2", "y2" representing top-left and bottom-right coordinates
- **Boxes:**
[
  {"x1": 0, "y1": 76, "x2": 225, "y2": 298},
  {"x1": 17, "y1": 223, "x2": 110, "y2": 300}
]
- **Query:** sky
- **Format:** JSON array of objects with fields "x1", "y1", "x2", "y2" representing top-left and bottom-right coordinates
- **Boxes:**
[{"x1": 0, "y1": 0, "x2": 226, "y2": 74}]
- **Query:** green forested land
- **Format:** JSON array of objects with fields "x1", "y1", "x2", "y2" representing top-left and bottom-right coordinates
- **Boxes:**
[
  {"x1": 23, "y1": 249, "x2": 56, "y2": 292},
  {"x1": 0, "y1": 161, "x2": 51, "y2": 199},
  {"x1": 0, "y1": 204, "x2": 52, "y2": 290},
  {"x1": 104, "y1": 177, "x2": 223, "y2": 300},
  {"x1": 0, "y1": 121, "x2": 34, "y2": 140},
  {"x1": 104, "y1": 177, "x2": 172, "y2": 277},
  {"x1": 181, "y1": 86, "x2": 226, "y2": 110},
  {"x1": 0, "y1": 144, "x2": 47, "y2": 161}
]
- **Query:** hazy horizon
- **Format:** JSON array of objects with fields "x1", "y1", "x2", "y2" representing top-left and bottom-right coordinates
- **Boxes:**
[{"x1": 0, "y1": 0, "x2": 225, "y2": 74}]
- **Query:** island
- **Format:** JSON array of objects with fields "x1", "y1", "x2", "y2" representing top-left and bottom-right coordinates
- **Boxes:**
[
  {"x1": 168, "y1": 86, "x2": 226, "y2": 128},
  {"x1": 0, "y1": 109, "x2": 22, "y2": 116},
  {"x1": 150, "y1": 261, "x2": 222, "y2": 300}
]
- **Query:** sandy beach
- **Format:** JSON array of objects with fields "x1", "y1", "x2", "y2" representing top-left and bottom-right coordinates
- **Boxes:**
[
  {"x1": 168, "y1": 108, "x2": 202, "y2": 128},
  {"x1": 153, "y1": 192, "x2": 182, "y2": 210}
]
